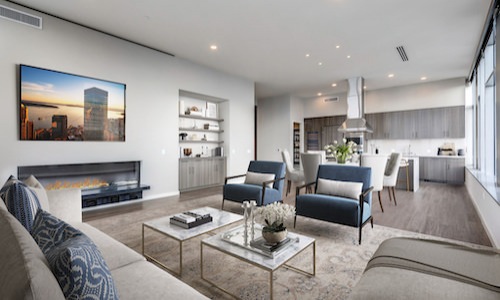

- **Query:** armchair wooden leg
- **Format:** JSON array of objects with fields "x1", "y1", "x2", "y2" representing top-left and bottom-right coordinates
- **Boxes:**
[
  {"x1": 392, "y1": 187, "x2": 397, "y2": 206},
  {"x1": 286, "y1": 179, "x2": 291, "y2": 196},
  {"x1": 377, "y1": 191, "x2": 384, "y2": 213},
  {"x1": 293, "y1": 216, "x2": 297, "y2": 228},
  {"x1": 370, "y1": 217, "x2": 374, "y2": 228},
  {"x1": 221, "y1": 199, "x2": 225, "y2": 210},
  {"x1": 387, "y1": 187, "x2": 392, "y2": 202}
]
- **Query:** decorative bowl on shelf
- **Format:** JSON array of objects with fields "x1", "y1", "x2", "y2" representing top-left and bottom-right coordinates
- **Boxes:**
[{"x1": 183, "y1": 148, "x2": 192, "y2": 157}]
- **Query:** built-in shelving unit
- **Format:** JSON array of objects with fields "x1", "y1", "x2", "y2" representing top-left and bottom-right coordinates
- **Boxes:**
[{"x1": 178, "y1": 90, "x2": 227, "y2": 192}]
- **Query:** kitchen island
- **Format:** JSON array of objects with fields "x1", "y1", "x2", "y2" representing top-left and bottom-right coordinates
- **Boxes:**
[{"x1": 397, "y1": 156, "x2": 419, "y2": 192}]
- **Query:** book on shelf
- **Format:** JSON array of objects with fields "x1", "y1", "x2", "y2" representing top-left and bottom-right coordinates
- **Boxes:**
[{"x1": 169, "y1": 211, "x2": 212, "y2": 229}]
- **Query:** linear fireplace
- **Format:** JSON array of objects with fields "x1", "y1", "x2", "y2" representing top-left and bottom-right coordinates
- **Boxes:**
[{"x1": 18, "y1": 161, "x2": 150, "y2": 208}]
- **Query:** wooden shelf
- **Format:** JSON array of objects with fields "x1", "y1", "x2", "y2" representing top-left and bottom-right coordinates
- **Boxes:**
[
  {"x1": 179, "y1": 140, "x2": 224, "y2": 144},
  {"x1": 179, "y1": 114, "x2": 223, "y2": 122},
  {"x1": 179, "y1": 127, "x2": 224, "y2": 133}
]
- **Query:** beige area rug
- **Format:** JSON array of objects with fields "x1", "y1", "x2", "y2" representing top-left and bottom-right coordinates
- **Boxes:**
[{"x1": 86, "y1": 194, "x2": 466, "y2": 300}]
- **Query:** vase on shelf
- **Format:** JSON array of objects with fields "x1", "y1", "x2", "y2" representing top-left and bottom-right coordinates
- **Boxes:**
[{"x1": 262, "y1": 228, "x2": 287, "y2": 244}]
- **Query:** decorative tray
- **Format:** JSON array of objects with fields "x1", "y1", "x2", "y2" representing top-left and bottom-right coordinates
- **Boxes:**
[{"x1": 221, "y1": 224, "x2": 298, "y2": 258}]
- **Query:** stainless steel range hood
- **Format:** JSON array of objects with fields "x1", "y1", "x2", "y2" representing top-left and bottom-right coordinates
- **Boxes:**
[{"x1": 338, "y1": 77, "x2": 373, "y2": 133}]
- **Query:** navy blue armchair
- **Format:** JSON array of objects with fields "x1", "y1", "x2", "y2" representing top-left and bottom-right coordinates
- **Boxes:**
[
  {"x1": 295, "y1": 164, "x2": 373, "y2": 244},
  {"x1": 222, "y1": 161, "x2": 286, "y2": 209}
]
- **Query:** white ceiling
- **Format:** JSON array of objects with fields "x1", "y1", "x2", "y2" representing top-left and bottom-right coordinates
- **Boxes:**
[{"x1": 7, "y1": 0, "x2": 492, "y2": 99}]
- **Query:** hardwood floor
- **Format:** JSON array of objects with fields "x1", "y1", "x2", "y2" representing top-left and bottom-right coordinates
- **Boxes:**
[
  {"x1": 84, "y1": 181, "x2": 492, "y2": 247},
  {"x1": 370, "y1": 182, "x2": 492, "y2": 246}
]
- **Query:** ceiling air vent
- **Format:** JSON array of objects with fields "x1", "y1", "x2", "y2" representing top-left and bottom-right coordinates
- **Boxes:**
[
  {"x1": 0, "y1": 5, "x2": 42, "y2": 29},
  {"x1": 324, "y1": 97, "x2": 339, "y2": 102},
  {"x1": 396, "y1": 46, "x2": 409, "y2": 62}
]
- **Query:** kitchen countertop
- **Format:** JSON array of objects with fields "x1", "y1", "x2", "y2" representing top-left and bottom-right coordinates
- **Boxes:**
[{"x1": 418, "y1": 155, "x2": 466, "y2": 159}]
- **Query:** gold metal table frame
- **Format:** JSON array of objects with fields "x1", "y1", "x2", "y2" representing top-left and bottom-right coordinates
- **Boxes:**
[
  {"x1": 141, "y1": 207, "x2": 243, "y2": 277},
  {"x1": 200, "y1": 233, "x2": 316, "y2": 299}
]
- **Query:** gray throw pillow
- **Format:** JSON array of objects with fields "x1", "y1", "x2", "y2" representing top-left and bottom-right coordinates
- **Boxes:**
[
  {"x1": 244, "y1": 171, "x2": 276, "y2": 188},
  {"x1": 316, "y1": 178, "x2": 363, "y2": 200}
]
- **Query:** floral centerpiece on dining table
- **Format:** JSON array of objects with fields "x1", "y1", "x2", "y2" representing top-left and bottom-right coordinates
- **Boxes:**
[
  {"x1": 324, "y1": 138, "x2": 356, "y2": 164},
  {"x1": 254, "y1": 202, "x2": 296, "y2": 244}
]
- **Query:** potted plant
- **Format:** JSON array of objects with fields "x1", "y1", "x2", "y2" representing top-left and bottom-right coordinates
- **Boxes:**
[
  {"x1": 324, "y1": 138, "x2": 356, "y2": 164},
  {"x1": 254, "y1": 202, "x2": 296, "y2": 244}
]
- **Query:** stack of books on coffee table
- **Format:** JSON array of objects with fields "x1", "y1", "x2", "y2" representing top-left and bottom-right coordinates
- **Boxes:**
[
  {"x1": 170, "y1": 211, "x2": 212, "y2": 229},
  {"x1": 250, "y1": 237, "x2": 293, "y2": 257}
]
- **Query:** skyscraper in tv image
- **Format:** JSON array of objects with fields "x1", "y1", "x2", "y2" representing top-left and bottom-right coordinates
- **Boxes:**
[
  {"x1": 52, "y1": 115, "x2": 68, "y2": 140},
  {"x1": 84, "y1": 87, "x2": 108, "y2": 141}
]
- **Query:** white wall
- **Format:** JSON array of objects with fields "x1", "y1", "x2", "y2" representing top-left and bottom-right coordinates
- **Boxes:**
[
  {"x1": 365, "y1": 77, "x2": 466, "y2": 113},
  {"x1": 257, "y1": 95, "x2": 290, "y2": 161},
  {"x1": 303, "y1": 77, "x2": 466, "y2": 119},
  {"x1": 0, "y1": 1, "x2": 254, "y2": 200},
  {"x1": 465, "y1": 170, "x2": 500, "y2": 248}
]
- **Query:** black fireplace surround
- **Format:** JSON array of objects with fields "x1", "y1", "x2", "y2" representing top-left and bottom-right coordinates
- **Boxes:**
[{"x1": 18, "y1": 161, "x2": 150, "y2": 208}]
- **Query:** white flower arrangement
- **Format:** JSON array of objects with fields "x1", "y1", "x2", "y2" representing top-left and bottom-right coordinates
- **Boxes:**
[
  {"x1": 324, "y1": 138, "x2": 356, "y2": 163},
  {"x1": 254, "y1": 202, "x2": 296, "y2": 233}
]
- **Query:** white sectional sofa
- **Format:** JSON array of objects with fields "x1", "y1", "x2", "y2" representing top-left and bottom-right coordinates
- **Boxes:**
[{"x1": 0, "y1": 187, "x2": 208, "y2": 299}]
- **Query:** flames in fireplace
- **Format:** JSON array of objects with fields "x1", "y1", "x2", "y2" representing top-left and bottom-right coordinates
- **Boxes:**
[{"x1": 45, "y1": 177, "x2": 109, "y2": 190}]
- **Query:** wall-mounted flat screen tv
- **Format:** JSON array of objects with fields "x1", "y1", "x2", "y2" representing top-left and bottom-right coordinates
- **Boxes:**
[{"x1": 19, "y1": 64, "x2": 126, "y2": 141}]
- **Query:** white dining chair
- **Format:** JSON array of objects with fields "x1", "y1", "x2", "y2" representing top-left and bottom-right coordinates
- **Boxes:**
[
  {"x1": 383, "y1": 152, "x2": 402, "y2": 206},
  {"x1": 300, "y1": 152, "x2": 322, "y2": 193},
  {"x1": 281, "y1": 149, "x2": 305, "y2": 196},
  {"x1": 361, "y1": 154, "x2": 388, "y2": 212},
  {"x1": 306, "y1": 150, "x2": 326, "y2": 164}
]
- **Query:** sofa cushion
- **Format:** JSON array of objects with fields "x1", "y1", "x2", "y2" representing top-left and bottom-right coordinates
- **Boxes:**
[
  {"x1": 111, "y1": 261, "x2": 209, "y2": 300},
  {"x1": 245, "y1": 171, "x2": 275, "y2": 188},
  {"x1": 24, "y1": 175, "x2": 50, "y2": 211},
  {"x1": 0, "y1": 175, "x2": 41, "y2": 232},
  {"x1": 31, "y1": 210, "x2": 119, "y2": 299},
  {"x1": 0, "y1": 207, "x2": 65, "y2": 300},
  {"x1": 316, "y1": 178, "x2": 362, "y2": 200},
  {"x1": 72, "y1": 222, "x2": 145, "y2": 271}
]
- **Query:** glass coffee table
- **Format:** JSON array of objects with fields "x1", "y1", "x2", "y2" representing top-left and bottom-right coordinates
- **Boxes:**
[
  {"x1": 142, "y1": 206, "x2": 243, "y2": 276},
  {"x1": 201, "y1": 224, "x2": 316, "y2": 299}
]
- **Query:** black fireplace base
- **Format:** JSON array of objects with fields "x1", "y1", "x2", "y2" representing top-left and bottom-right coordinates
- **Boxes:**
[
  {"x1": 81, "y1": 184, "x2": 150, "y2": 208},
  {"x1": 18, "y1": 161, "x2": 150, "y2": 209}
]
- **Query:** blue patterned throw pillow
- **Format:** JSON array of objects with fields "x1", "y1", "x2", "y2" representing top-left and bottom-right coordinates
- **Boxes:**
[
  {"x1": 0, "y1": 175, "x2": 41, "y2": 232},
  {"x1": 31, "y1": 210, "x2": 83, "y2": 253},
  {"x1": 31, "y1": 210, "x2": 119, "y2": 300}
]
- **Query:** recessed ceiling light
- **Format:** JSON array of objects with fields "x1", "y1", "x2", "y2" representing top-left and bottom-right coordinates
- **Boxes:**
[
  {"x1": 388, "y1": 74, "x2": 395, "y2": 78},
  {"x1": 420, "y1": 76, "x2": 427, "y2": 80},
  {"x1": 318, "y1": 62, "x2": 323, "y2": 66},
  {"x1": 305, "y1": 53, "x2": 310, "y2": 58},
  {"x1": 331, "y1": 83, "x2": 337, "y2": 87},
  {"x1": 210, "y1": 45, "x2": 218, "y2": 50},
  {"x1": 347, "y1": 55, "x2": 351, "y2": 59},
  {"x1": 317, "y1": 92, "x2": 322, "y2": 96},
  {"x1": 363, "y1": 86, "x2": 367, "y2": 89},
  {"x1": 336, "y1": 45, "x2": 340, "y2": 49}
]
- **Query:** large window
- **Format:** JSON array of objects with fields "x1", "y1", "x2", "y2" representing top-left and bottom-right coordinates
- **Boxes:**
[{"x1": 467, "y1": 26, "x2": 497, "y2": 181}]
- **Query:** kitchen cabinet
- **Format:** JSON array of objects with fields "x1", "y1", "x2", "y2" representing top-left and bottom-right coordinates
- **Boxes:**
[
  {"x1": 419, "y1": 157, "x2": 465, "y2": 184},
  {"x1": 179, "y1": 157, "x2": 226, "y2": 192},
  {"x1": 445, "y1": 158, "x2": 466, "y2": 183},
  {"x1": 304, "y1": 115, "x2": 346, "y2": 150},
  {"x1": 444, "y1": 106, "x2": 465, "y2": 138},
  {"x1": 366, "y1": 106, "x2": 465, "y2": 140}
]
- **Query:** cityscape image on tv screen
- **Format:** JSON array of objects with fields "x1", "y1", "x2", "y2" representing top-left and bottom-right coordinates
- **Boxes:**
[{"x1": 20, "y1": 65, "x2": 126, "y2": 141}]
